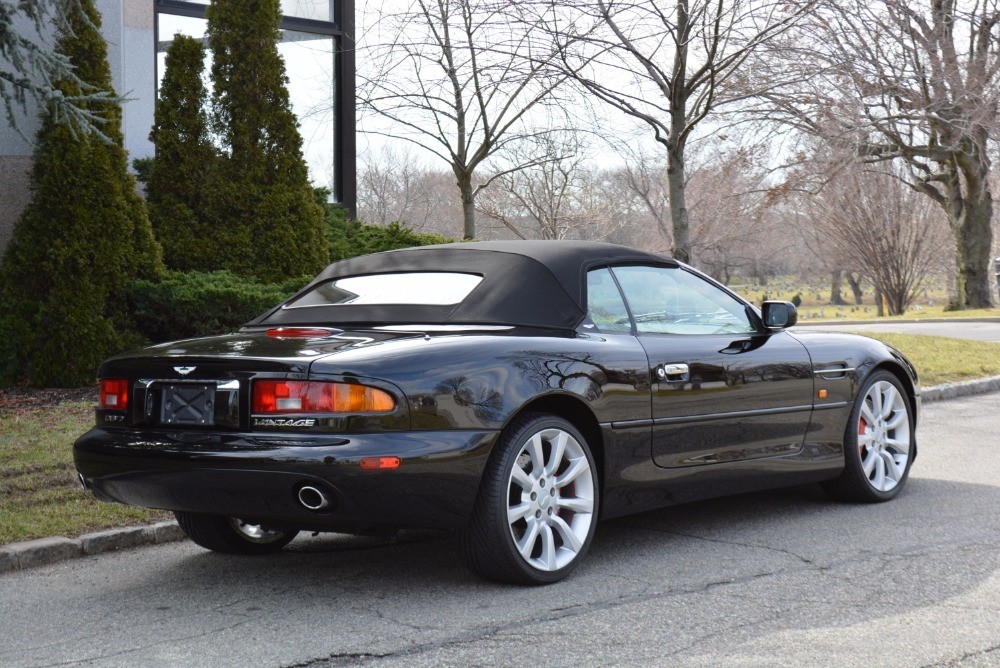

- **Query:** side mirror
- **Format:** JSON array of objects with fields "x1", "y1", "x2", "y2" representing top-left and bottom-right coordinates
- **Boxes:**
[{"x1": 761, "y1": 301, "x2": 797, "y2": 330}]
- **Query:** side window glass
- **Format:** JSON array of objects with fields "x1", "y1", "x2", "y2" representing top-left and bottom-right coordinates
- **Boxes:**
[
  {"x1": 586, "y1": 268, "x2": 632, "y2": 333},
  {"x1": 611, "y1": 265, "x2": 756, "y2": 335}
]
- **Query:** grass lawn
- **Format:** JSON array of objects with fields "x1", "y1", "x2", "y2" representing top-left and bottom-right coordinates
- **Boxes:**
[
  {"x1": 798, "y1": 306, "x2": 998, "y2": 322},
  {"x1": 845, "y1": 332, "x2": 1000, "y2": 387},
  {"x1": 729, "y1": 274, "x2": 999, "y2": 322},
  {"x1": 0, "y1": 400, "x2": 170, "y2": 545}
]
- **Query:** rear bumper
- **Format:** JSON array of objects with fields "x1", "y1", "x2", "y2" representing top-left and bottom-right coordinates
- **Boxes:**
[{"x1": 74, "y1": 427, "x2": 497, "y2": 532}]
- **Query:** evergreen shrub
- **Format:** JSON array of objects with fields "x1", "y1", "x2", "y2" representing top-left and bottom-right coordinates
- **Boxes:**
[
  {"x1": 146, "y1": 34, "x2": 220, "y2": 271},
  {"x1": 126, "y1": 271, "x2": 310, "y2": 343},
  {"x1": 0, "y1": 0, "x2": 162, "y2": 386},
  {"x1": 206, "y1": 0, "x2": 329, "y2": 281},
  {"x1": 326, "y1": 206, "x2": 454, "y2": 261}
]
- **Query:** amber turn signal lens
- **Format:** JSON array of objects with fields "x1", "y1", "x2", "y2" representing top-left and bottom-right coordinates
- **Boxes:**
[
  {"x1": 100, "y1": 378, "x2": 129, "y2": 411},
  {"x1": 252, "y1": 380, "x2": 396, "y2": 414}
]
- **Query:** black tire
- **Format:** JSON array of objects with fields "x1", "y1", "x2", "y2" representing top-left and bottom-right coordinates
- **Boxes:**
[
  {"x1": 822, "y1": 370, "x2": 915, "y2": 503},
  {"x1": 175, "y1": 512, "x2": 298, "y2": 555},
  {"x1": 460, "y1": 413, "x2": 599, "y2": 585}
]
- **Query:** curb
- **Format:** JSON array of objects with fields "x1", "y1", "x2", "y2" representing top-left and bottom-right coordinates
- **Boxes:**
[
  {"x1": 0, "y1": 521, "x2": 186, "y2": 575},
  {"x1": 3, "y1": 377, "x2": 999, "y2": 576},
  {"x1": 797, "y1": 317, "x2": 1000, "y2": 327},
  {"x1": 921, "y1": 375, "x2": 1000, "y2": 403}
]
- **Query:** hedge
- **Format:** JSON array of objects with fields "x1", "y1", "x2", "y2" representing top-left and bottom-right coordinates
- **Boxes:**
[{"x1": 125, "y1": 271, "x2": 309, "y2": 343}]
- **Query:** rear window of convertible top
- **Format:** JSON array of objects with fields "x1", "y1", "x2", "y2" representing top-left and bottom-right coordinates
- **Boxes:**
[{"x1": 284, "y1": 272, "x2": 484, "y2": 308}]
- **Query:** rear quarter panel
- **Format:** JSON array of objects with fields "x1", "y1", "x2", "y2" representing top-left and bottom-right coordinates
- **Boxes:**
[{"x1": 308, "y1": 331, "x2": 652, "y2": 431}]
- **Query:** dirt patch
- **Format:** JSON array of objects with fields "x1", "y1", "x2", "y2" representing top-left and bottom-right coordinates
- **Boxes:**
[{"x1": 0, "y1": 387, "x2": 95, "y2": 412}]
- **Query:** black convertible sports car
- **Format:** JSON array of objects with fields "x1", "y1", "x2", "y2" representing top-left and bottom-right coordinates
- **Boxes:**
[{"x1": 75, "y1": 241, "x2": 918, "y2": 584}]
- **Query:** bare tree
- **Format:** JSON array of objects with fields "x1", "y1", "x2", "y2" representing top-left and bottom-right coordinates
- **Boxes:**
[
  {"x1": 476, "y1": 132, "x2": 628, "y2": 240},
  {"x1": 686, "y1": 145, "x2": 791, "y2": 283},
  {"x1": 760, "y1": 0, "x2": 1000, "y2": 308},
  {"x1": 789, "y1": 200, "x2": 859, "y2": 305},
  {"x1": 620, "y1": 148, "x2": 671, "y2": 245},
  {"x1": 616, "y1": 140, "x2": 789, "y2": 282},
  {"x1": 360, "y1": 0, "x2": 566, "y2": 240},
  {"x1": 531, "y1": 0, "x2": 815, "y2": 262},
  {"x1": 810, "y1": 165, "x2": 947, "y2": 316},
  {"x1": 357, "y1": 146, "x2": 436, "y2": 228}
]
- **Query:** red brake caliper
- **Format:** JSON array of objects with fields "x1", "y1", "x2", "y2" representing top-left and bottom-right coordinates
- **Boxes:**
[{"x1": 859, "y1": 417, "x2": 868, "y2": 455}]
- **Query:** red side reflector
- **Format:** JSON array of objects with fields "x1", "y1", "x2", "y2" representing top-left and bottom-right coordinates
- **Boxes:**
[
  {"x1": 266, "y1": 328, "x2": 336, "y2": 339},
  {"x1": 100, "y1": 378, "x2": 129, "y2": 411},
  {"x1": 360, "y1": 456, "x2": 401, "y2": 470}
]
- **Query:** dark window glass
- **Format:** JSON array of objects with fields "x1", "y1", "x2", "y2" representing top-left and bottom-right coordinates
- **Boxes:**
[
  {"x1": 586, "y1": 268, "x2": 632, "y2": 333},
  {"x1": 182, "y1": 0, "x2": 333, "y2": 21},
  {"x1": 611, "y1": 265, "x2": 755, "y2": 335}
]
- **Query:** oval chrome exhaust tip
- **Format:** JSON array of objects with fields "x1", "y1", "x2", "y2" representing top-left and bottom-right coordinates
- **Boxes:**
[
  {"x1": 297, "y1": 485, "x2": 330, "y2": 511},
  {"x1": 77, "y1": 473, "x2": 88, "y2": 490}
]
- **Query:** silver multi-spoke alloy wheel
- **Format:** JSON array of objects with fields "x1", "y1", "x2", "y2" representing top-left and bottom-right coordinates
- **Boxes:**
[
  {"x1": 821, "y1": 370, "x2": 914, "y2": 503},
  {"x1": 460, "y1": 413, "x2": 599, "y2": 584},
  {"x1": 228, "y1": 518, "x2": 292, "y2": 544},
  {"x1": 857, "y1": 380, "x2": 911, "y2": 493},
  {"x1": 506, "y1": 427, "x2": 596, "y2": 572}
]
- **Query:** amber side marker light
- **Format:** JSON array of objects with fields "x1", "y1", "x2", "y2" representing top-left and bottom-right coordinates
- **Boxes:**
[
  {"x1": 360, "y1": 456, "x2": 401, "y2": 470},
  {"x1": 100, "y1": 378, "x2": 129, "y2": 410},
  {"x1": 252, "y1": 380, "x2": 396, "y2": 414}
]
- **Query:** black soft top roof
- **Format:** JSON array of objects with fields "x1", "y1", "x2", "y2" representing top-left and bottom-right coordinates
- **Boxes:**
[{"x1": 250, "y1": 240, "x2": 674, "y2": 330}]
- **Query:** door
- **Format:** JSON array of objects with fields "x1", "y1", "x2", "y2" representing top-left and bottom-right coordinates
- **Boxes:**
[{"x1": 610, "y1": 265, "x2": 814, "y2": 468}]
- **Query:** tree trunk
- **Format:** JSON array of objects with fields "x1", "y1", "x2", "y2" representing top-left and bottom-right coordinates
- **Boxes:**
[
  {"x1": 945, "y1": 151, "x2": 994, "y2": 308},
  {"x1": 666, "y1": 143, "x2": 690, "y2": 263},
  {"x1": 830, "y1": 269, "x2": 846, "y2": 305},
  {"x1": 750, "y1": 261, "x2": 768, "y2": 286},
  {"x1": 664, "y1": 0, "x2": 691, "y2": 264},
  {"x1": 885, "y1": 285, "x2": 905, "y2": 316},
  {"x1": 455, "y1": 170, "x2": 476, "y2": 240},
  {"x1": 846, "y1": 272, "x2": 864, "y2": 305},
  {"x1": 956, "y1": 196, "x2": 993, "y2": 308},
  {"x1": 875, "y1": 288, "x2": 884, "y2": 317}
]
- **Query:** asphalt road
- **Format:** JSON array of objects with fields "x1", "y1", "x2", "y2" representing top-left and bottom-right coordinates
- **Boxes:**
[
  {"x1": 2, "y1": 394, "x2": 999, "y2": 668},
  {"x1": 797, "y1": 320, "x2": 1000, "y2": 341}
]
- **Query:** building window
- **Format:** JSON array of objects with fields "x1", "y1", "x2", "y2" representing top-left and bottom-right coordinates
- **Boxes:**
[{"x1": 155, "y1": 0, "x2": 344, "y2": 197}]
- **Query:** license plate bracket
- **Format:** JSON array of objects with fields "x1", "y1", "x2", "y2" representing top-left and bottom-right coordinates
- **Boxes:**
[{"x1": 159, "y1": 384, "x2": 216, "y2": 426}]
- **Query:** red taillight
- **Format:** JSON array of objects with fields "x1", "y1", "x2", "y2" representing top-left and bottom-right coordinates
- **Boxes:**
[
  {"x1": 266, "y1": 328, "x2": 336, "y2": 339},
  {"x1": 252, "y1": 380, "x2": 396, "y2": 414},
  {"x1": 360, "y1": 456, "x2": 401, "y2": 470},
  {"x1": 100, "y1": 378, "x2": 129, "y2": 411}
]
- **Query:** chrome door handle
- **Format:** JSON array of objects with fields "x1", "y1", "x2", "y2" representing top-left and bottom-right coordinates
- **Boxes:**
[{"x1": 656, "y1": 364, "x2": 690, "y2": 381}]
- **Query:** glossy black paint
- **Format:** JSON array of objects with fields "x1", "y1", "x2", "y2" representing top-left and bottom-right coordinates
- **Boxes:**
[
  {"x1": 74, "y1": 245, "x2": 920, "y2": 539},
  {"x1": 642, "y1": 330, "x2": 814, "y2": 468},
  {"x1": 76, "y1": 426, "x2": 496, "y2": 531},
  {"x1": 787, "y1": 329, "x2": 921, "y2": 461},
  {"x1": 762, "y1": 301, "x2": 798, "y2": 329}
]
